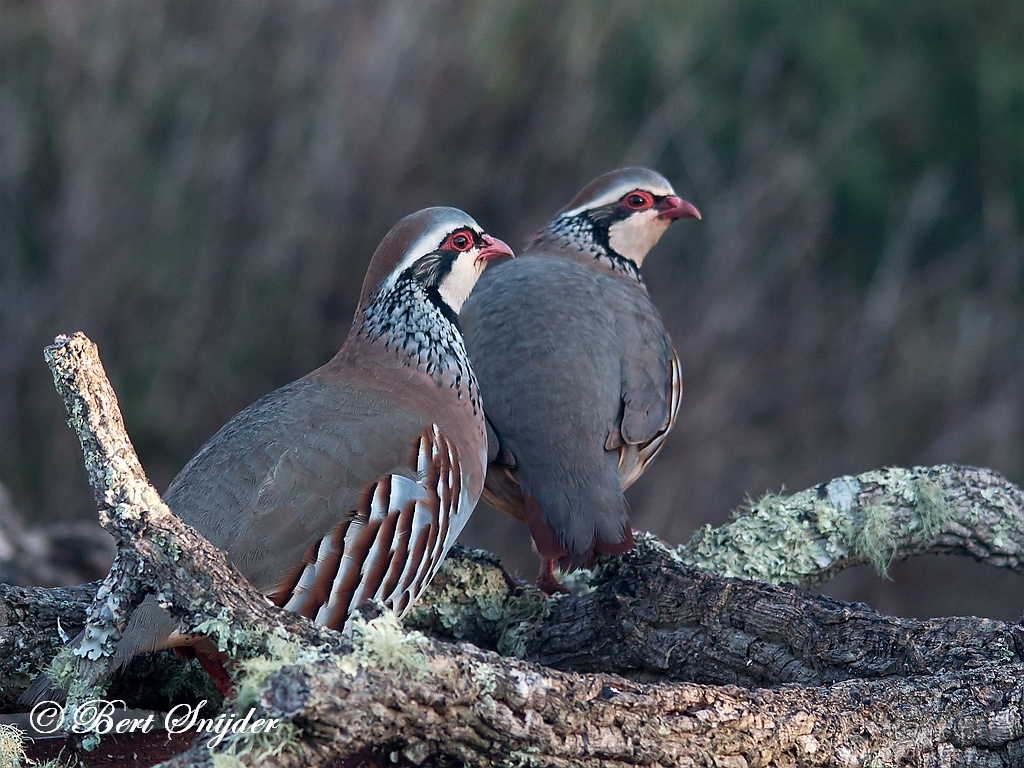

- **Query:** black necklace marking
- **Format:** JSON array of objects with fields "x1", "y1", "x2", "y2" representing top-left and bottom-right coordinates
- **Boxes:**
[
  {"x1": 358, "y1": 273, "x2": 481, "y2": 414},
  {"x1": 545, "y1": 208, "x2": 644, "y2": 284}
]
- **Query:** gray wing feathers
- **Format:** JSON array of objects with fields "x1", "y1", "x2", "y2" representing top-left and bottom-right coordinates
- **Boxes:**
[
  {"x1": 114, "y1": 374, "x2": 435, "y2": 662},
  {"x1": 618, "y1": 345, "x2": 681, "y2": 489},
  {"x1": 164, "y1": 377, "x2": 422, "y2": 589},
  {"x1": 613, "y1": 288, "x2": 675, "y2": 448},
  {"x1": 464, "y1": 257, "x2": 670, "y2": 559},
  {"x1": 111, "y1": 596, "x2": 176, "y2": 669}
]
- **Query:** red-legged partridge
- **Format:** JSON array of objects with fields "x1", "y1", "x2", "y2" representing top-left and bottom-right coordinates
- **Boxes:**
[{"x1": 460, "y1": 168, "x2": 699, "y2": 591}]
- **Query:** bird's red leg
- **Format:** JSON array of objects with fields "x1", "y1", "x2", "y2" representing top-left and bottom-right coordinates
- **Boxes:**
[
  {"x1": 176, "y1": 641, "x2": 236, "y2": 699},
  {"x1": 523, "y1": 493, "x2": 570, "y2": 594},
  {"x1": 535, "y1": 557, "x2": 569, "y2": 594}
]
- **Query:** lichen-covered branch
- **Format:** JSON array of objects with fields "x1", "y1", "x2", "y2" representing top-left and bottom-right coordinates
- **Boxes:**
[
  {"x1": 9, "y1": 536, "x2": 1024, "y2": 705},
  {"x1": 0, "y1": 583, "x2": 95, "y2": 708},
  {"x1": 37, "y1": 334, "x2": 344, "y2": 720},
  {"x1": 407, "y1": 464, "x2": 1024, "y2": 680},
  {"x1": 7, "y1": 331, "x2": 1024, "y2": 768},
  {"x1": 159, "y1": 633, "x2": 1024, "y2": 768},
  {"x1": 408, "y1": 541, "x2": 1024, "y2": 686},
  {"x1": 678, "y1": 464, "x2": 1024, "y2": 586}
]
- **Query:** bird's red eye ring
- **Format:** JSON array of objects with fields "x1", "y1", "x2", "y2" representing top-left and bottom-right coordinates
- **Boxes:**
[
  {"x1": 443, "y1": 229, "x2": 475, "y2": 252},
  {"x1": 623, "y1": 190, "x2": 654, "y2": 210}
]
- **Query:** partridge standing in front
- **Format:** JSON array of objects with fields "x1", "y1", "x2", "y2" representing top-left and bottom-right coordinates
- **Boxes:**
[
  {"x1": 29, "y1": 207, "x2": 512, "y2": 699},
  {"x1": 460, "y1": 168, "x2": 699, "y2": 591}
]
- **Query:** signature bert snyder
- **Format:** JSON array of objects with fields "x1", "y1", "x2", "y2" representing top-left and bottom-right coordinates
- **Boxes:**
[{"x1": 30, "y1": 699, "x2": 282, "y2": 748}]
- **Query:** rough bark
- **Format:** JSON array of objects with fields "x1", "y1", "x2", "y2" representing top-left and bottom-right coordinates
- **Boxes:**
[
  {"x1": 676, "y1": 464, "x2": 1024, "y2": 586},
  {"x1": 0, "y1": 583, "x2": 95, "y2": 706},
  {"x1": 3, "y1": 331, "x2": 1024, "y2": 767},
  {"x1": 158, "y1": 644, "x2": 1024, "y2": 768},
  {"x1": 408, "y1": 541, "x2": 1024, "y2": 687}
]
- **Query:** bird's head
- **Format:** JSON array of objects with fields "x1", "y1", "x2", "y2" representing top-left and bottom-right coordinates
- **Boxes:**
[
  {"x1": 548, "y1": 167, "x2": 700, "y2": 268},
  {"x1": 360, "y1": 207, "x2": 514, "y2": 317}
]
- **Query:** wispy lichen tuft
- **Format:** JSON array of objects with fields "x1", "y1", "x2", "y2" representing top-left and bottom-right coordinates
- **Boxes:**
[
  {"x1": 914, "y1": 475, "x2": 953, "y2": 543},
  {"x1": 855, "y1": 504, "x2": 899, "y2": 577},
  {"x1": 341, "y1": 612, "x2": 431, "y2": 678},
  {"x1": 233, "y1": 628, "x2": 311, "y2": 710},
  {"x1": 677, "y1": 491, "x2": 829, "y2": 585},
  {"x1": 213, "y1": 720, "x2": 302, "y2": 764},
  {"x1": 0, "y1": 723, "x2": 27, "y2": 768}
]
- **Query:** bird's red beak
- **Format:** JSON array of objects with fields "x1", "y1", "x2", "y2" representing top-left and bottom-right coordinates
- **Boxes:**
[
  {"x1": 477, "y1": 234, "x2": 515, "y2": 262},
  {"x1": 657, "y1": 196, "x2": 701, "y2": 221}
]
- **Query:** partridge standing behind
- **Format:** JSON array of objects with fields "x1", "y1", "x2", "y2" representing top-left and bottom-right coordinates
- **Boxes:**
[
  {"x1": 38, "y1": 207, "x2": 512, "y2": 696},
  {"x1": 460, "y1": 168, "x2": 699, "y2": 590}
]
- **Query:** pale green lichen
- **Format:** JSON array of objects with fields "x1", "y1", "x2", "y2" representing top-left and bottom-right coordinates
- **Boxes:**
[
  {"x1": 676, "y1": 468, "x2": 964, "y2": 584},
  {"x1": 204, "y1": 610, "x2": 436, "y2": 763},
  {"x1": 80, "y1": 731, "x2": 101, "y2": 752},
  {"x1": 212, "y1": 720, "x2": 302, "y2": 764},
  {"x1": 855, "y1": 504, "x2": 899, "y2": 577},
  {"x1": 860, "y1": 467, "x2": 917, "y2": 505},
  {"x1": 911, "y1": 474, "x2": 954, "y2": 543},
  {"x1": 45, "y1": 646, "x2": 78, "y2": 689},
  {"x1": 0, "y1": 722, "x2": 27, "y2": 768},
  {"x1": 495, "y1": 589, "x2": 553, "y2": 658},
  {"x1": 233, "y1": 629, "x2": 312, "y2": 710},
  {"x1": 849, "y1": 469, "x2": 955, "y2": 576},
  {"x1": 677, "y1": 492, "x2": 830, "y2": 585},
  {"x1": 979, "y1": 482, "x2": 1019, "y2": 549},
  {"x1": 505, "y1": 749, "x2": 542, "y2": 767},
  {"x1": 406, "y1": 546, "x2": 555, "y2": 657},
  {"x1": 470, "y1": 663, "x2": 497, "y2": 695},
  {"x1": 408, "y1": 549, "x2": 509, "y2": 638},
  {"x1": 193, "y1": 610, "x2": 242, "y2": 655},
  {"x1": 812, "y1": 498, "x2": 856, "y2": 548},
  {"x1": 340, "y1": 612, "x2": 431, "y2": 678},
  {"x1": 210, "y1": 754, "x2": 247, "y2": 768},
  {"x1": 199, "y1": 628, "x2": 311, "y2": 763},
  {"x1": 33, "y1": 750, "x2": 75, "y2": 768}
]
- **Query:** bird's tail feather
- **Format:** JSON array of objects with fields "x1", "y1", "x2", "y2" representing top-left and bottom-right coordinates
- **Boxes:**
[{"x1": 524, "y1": 476, "x2": 632, "y2": 570}]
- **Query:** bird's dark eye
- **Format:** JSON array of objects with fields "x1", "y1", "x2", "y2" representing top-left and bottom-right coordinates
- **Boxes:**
[
  {"x1": 623, "y1": 191, "x2": 654, "y2": 210},
  {"x1": 443, "y1": 230, "x2": 475, "y2": 252}
]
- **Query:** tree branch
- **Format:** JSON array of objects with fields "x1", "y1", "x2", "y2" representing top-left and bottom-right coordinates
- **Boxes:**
[
  {"x1": 3, "y1": 331, "x2": 1023, "y2": 767},
  {"x1": 158, "y1": 644, "x2": 1024, "y2": 768},
  {"x1": 677, "y1": 464, "x2": 1024, "y2": 586},
  {"x1": 34, "y1": 334, "x2": 342, "y2": 724},
  {"x1": 0, "y1": 583, "x2": 94, "y2": 708},
  {"x1": 408, "y1": 540, "x2": 1024, "y2": 686}
]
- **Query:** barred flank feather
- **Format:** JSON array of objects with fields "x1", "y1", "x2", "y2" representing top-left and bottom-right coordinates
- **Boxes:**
[{"x1": 272, "y1": 424, "x2": 467, "y2": 630}]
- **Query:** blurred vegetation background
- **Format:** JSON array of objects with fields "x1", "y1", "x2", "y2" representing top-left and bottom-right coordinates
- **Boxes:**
[{"x1": 1, "y1": 0, "x2": 1023, "y2": 619}]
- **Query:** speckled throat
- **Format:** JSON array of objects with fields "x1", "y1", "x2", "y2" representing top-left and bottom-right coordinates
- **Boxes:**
[
  {"x1": 538, "y1": 214, "x2": 645, "y2": 284},
  {"x1": 357, "y1": 275, "x2": 482, "y2": 414}
]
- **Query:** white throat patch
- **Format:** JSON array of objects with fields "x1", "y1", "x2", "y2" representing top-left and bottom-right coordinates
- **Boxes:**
[
  {"x1": 375, "y1": 216, "x2": 481, "y2": 300},
  {"x1": 607, "y1": 209, "x2": 670, "y2": 266},
  {"x1": 437, "y1": 250, "x2": 486, "y2": 313}
]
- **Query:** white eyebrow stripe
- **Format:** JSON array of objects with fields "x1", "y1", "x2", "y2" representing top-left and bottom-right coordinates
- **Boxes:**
[
  {"x1": 558, "y1": 180, "x2": 675, "y2": 218},
  {"x1": 374, "y1": 216, "x2": 483, "y2": 298}
]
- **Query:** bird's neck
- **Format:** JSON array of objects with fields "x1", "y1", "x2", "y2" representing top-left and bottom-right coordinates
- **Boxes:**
[
  {"x1": 353, "y1": 278, "x2": 481, "y2": 412},
  {"x1": 533, "y1": 218, "x2": 645, "y2": 284}
]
